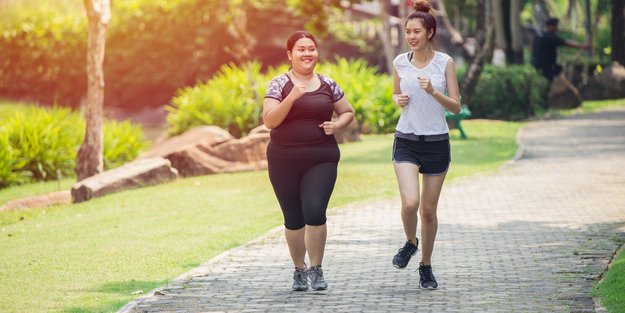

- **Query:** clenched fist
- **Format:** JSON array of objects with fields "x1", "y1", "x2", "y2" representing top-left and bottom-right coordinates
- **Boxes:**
[
  {"x1": 318, "y1": 121, "x2": 336, "y2": 135},
  {"x1": 289, "y1": 82, "x2": 307, "y2": 100},
  {"x1": 417, "y1": 76, "x2": 435, "y2": 94},
  {"x1": 393, "y1": 94, "x2": 409, "y2": 107}
]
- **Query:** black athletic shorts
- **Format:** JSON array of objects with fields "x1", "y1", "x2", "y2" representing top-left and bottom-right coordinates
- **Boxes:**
[{"x1": 392, "y1": 135, "x2": 451, "y2": 175}]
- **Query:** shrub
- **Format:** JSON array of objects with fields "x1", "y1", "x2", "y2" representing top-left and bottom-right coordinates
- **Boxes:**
[
  {"x1": 103, "y1": 120, "x2": 149, "y2": 170},
  {"x1": 166, "y1": 62, "x2": 269, "y2": 138},
  {"x1": 0, "y1": 131, "x2": 25, "y2": 187},
  {"x1": 2, "y1": 107, "x2": 84, "y2": 182},
  {"x1": 317, "y1": 58, "x2": 397, "y2": 133},
  {"x1": 469, "y1": 64, "x2": 549, "y2": 120},
  {"x1": 0, "y1": 105, "x2": 147, "y2": 188}
]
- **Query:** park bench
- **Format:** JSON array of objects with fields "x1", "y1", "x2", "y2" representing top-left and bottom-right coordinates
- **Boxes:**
[{"x1": 445, "y1": 104, "x2": 471, "y2": 139}]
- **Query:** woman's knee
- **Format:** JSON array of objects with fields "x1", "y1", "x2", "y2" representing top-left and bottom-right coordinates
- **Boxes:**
[
  {"x1": 401, "y1": 198, "x2": 419, "y2": 214},
  {"x1": 284, "y1": 218, "x2": 306, "y2": 230},
  {"x1": 419, "y1": 206, "x2": 437, "y2": 223},
  {"x1": 302, "y1": 205, "x2": 327, "y2": 226},
  {"x1": 283, "y1": 209, "x2": 306, "y2": 230}
]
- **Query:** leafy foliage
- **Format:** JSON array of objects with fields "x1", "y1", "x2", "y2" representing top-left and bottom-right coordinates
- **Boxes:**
[
  {"x1": 0, "y1": 105, "x2": 147, "y2": 188},
  {"x1": 0, "y1": 0, "x2": 236, "y2": 109},
  {"x1": 287, "y1": 0, "x2": 362, "y2": 35},
  {"x1": 103, "y1": 120, "x2": 149, "y2": 170},
  {"x1": 317, "y1": 58, "x2": 397, "y2": 133},
  {"x1": 167, "y1": 62, "x2": 270, "y2": 138},
  {"x1": 167, "y1": 59, "x2": 395, "y2": 136},
  {"x1": 468, "y1": 64, "x2": 549, "y2": 120}
]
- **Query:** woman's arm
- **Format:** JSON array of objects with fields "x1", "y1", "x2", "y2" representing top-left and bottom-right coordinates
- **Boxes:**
[
  {"x1": 421, "y1": 59, "x2": 461, "y2": 114},
  {"x1": 393, "y1": 67, "x2": 409, "y2": 107},
  {"x1": 262, "y1": 82, "x2": 306, "y2": 129},
  {"x1": 319, "y1": 97, "x2": 354, "y2": 135}
]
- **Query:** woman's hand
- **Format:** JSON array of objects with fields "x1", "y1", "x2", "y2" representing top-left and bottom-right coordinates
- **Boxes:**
[
  {"x1": 289, "y1": 82, "x2": 307, "y2": 100},
  {"x1": 318, "y1": 121, "x2": 336, "y2": 135},
  {"x1": 392, "y1": 94, "x2": 409, "y2": 107},
  {"x1": 418, "y1": 76, "x2": 435, "y2": 94}
]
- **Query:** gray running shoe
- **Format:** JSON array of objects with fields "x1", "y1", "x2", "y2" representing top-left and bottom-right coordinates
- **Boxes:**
[
  {"x1": 292, "y1": 268, "x2": 309, "y2": 291},
  {"x1": 307, "y1": 266, "x2": 328, "y2": 290}
]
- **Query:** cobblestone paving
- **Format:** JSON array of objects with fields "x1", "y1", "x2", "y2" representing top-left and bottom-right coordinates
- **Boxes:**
[{"x1": 120, "y1": 108, "x2": 625, "y2": 313}]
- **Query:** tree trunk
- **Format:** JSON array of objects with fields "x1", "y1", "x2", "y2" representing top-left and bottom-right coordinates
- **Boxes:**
[
  {"x1": 460, "y1": 0, "x2": 493, "y2": 106},
  {"x1": 377, "y1": 0, "x2": 395, "y2": 73},
  {"x1": 398, "y1": 0, "x2": 408, "y2": 54},
  {"x1": 76, "y1": 0, "x2": 110, "y2": 181},
  {"x1": 492, "y1": 0, "x2": 507, "y2": 66},
  {"x1": 584, "y1": 0, "x2": 593, "y2": 57},
  {"x1": 509, "y1": 0, "x2": 524, "y2": 64},
  {"x1": 501, "y1": 0, "x2": 515, "y2": 64},
  {"x1": 613, "y1": 0, "x2": 625, "y2": 65}
]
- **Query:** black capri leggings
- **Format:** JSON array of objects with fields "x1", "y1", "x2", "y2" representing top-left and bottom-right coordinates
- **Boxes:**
[{"x1": 268, "y1": 156, "x2": 338, "y2": 230}]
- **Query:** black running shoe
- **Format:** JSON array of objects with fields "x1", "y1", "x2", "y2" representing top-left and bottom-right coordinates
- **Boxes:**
[
  {"x1": 418, "y1": 262, "x2": 438, "y2": 289},
  {"x1": 392, "y1": 240, "x2": 418, "y2": 269}
]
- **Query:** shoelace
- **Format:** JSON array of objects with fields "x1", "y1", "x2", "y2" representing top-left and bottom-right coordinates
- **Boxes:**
[
  {"x1": 419, "y1": 265, "x2": 435, "y2": 282},
  {"x1": 397, "y1": 243, "x2": 417, "y2": 258},
  {"x1": 293, "y1": 270, "x2": 307, "y2": 283}
]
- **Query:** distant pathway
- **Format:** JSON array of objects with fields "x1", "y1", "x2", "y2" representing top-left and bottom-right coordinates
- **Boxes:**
[{"x1": 120, "y1": 108, "x2": 625, "y2": 313}]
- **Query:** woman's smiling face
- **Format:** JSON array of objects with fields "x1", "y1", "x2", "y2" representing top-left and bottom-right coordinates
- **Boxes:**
[
  {"x1": 405, "y1": 18, "x2": 432, "y2": 51},
  {"x1": 288, "y1": 38, "x2": 318, "y2": 73}
]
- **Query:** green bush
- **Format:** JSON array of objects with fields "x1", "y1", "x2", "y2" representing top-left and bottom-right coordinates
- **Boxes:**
[
  {"x1": 167, "y1": 59, "x2": 396, "y2": 137},
  {"x1": 103, "y1": 120, "x2": 149, "y2": 170},
  {"x1": 317, "y1": 58, "x2": 397, "y2": 133},
  {"x1": 166, "y1": 62, "x2": 269, "y2": 138},
  {"x1": 0, "y1": 131, "x2": 25, "y2": 187},
  {"x1": 0, "y1": 105, "x2": 147, "y2": 188},
  {"x1": 469, "y1": 64, "x2": 549, "y2": 120},
  {"x1": 2, "y1": 107, "x2": 84, "y2": 182}
]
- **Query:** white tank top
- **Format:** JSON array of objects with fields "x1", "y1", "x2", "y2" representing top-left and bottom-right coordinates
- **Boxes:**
[{"x1": 393, "y1": 51, "x2": 451, "y2": 135}]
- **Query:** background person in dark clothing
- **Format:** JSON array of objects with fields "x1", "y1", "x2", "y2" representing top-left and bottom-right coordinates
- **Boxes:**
[{"x1": 530, "y1": 18, "x2": 589, "y2": 82}]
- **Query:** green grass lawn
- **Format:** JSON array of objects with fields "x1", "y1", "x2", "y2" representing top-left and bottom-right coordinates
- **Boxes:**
[
  {"x1": 548, "y1": 98, "x2": 625, "y2": 117},
  {"x1": 595, "y1": 247, "x2": 625, "y2": 313},
  {"x1": 0, "y1": 120, "x2": 521, "y2": 313},
  {"x1": 0, "y1": 178, "x2": 75, "y2": 209}
]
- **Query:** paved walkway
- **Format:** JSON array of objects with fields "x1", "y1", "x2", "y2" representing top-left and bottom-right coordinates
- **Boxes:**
[{"x1": 120, "y1": 108, "x2": 625, "y2": 313}]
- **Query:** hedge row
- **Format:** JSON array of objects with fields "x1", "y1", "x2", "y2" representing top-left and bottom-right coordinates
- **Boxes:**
[{"x1": 469, "y1": 64, "x2": 549, "y2": 120}]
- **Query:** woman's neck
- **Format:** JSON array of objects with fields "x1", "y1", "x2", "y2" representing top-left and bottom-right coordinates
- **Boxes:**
[
  {"x1": 290, "y1": 68, "x2": 314, "y2": 81},
  {"x1": 412, "y1": 48, "x2": 434, "y2": 63}
]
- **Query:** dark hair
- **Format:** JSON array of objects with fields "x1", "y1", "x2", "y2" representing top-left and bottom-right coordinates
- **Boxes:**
[
  {"x1": 406, "y1": 0, "x2": 437, "y2": 40},
  {"x1": 286, "y1": 31, "x2": 317, "y2": 52},
  {"x1": 545, "y1": 18, "x2": 559, "y2": 27}
]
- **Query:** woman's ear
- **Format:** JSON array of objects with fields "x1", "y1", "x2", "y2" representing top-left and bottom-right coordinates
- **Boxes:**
[{"x1": 287, "y1": 50, "x2": 292, "y2": 61}]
